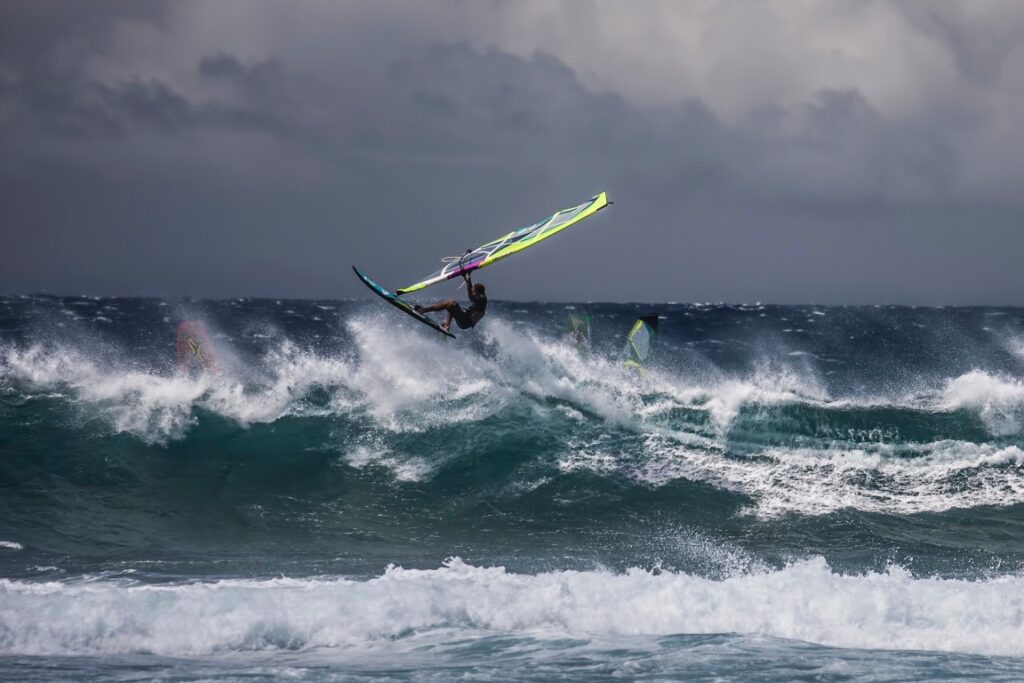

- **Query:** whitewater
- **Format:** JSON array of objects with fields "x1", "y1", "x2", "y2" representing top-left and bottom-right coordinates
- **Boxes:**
[{"x1": 2, "y1": 295, "x2": 1024, "y2": 680}]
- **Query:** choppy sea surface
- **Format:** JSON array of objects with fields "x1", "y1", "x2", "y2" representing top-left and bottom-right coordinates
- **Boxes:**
[{"x1": 2, "y1": 295, "x2": 1024, "y2": 681}]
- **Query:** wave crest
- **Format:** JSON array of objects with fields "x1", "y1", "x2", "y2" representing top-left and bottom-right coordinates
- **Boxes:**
[{"x1": 2, "y1": 558, "x2": 1023, "y2": 657}]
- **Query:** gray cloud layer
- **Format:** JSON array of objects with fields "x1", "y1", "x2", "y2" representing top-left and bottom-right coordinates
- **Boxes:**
[{"x1": 1, "y1": 1, "x2": 1023, "y2": 303}]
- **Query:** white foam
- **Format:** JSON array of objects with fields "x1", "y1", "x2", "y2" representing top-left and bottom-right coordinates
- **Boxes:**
[
  {"x1": 658, "y1": 367, "x2": 827, "y2": 435},
  {"x1": 0, "y1": 343, "x2": 358, "y2": 444},
  {"x1": 478, "y1": 320, "x2": 829, "y2": 439},
  {"x1": 0, "y1": 313, "x2": 842, "y2": 445},
  {"x1": 740, "y1": 441, "x2": 1024, "y2": 517},
  {"x1": 2, "y1": 345, "x2": 207, "y2": 443},
  {"x1": 481, "y1": 320, "x2": 637, "y2": 427},
  {"x1": 343, "y1": 316, "x2": 506, "y2": 431},
  {"x1": 4, "y1": 318, "x2": 1024, "y2": 522},
  {"x1": 559, "y1": 434, "x2": 1024, "y2": 517},
  {"x1": 1, "y1": 559, "x2": 1022, "y2": 657},
  {"x1": 343, "y1": 445, "x2": 430, "y2": 482},
  {"x1": 0, "y1": 541, "x2": 23, "y2": 551},
  {"x1": 0, "y1": 315, "x2": 514, "y2": 443},
  {"x1": 1006, "y1": 335, "x2": 1024, "y2": 363},
  {"x1": 940, "y1": 370, "x2": 1024, "y2": 436}
]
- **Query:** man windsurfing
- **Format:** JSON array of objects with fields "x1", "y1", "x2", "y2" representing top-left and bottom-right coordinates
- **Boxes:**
[{"x1": 415, "y1": 272, "x2": 487, "y2": 333}]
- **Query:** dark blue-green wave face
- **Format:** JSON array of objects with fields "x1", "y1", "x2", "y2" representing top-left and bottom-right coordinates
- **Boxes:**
[{"x1": 2, "y1": 296, "x2": 1024, "y2": 680}]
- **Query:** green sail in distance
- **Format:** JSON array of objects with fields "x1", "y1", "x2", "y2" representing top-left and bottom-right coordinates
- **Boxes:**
[
  {"x1": 624, "y1": 316, "x2": 659, "y2": 369},
  {"x1": 568, "y1": 312, "x2": 592, "y2": 349}
]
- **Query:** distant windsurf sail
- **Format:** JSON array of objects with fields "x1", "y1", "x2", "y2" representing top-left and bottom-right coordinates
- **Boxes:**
[
  {"x1": 568, "y1": 313, "x2": 592, "y2": 350},
  {"x1": 396, "y1": 192, "x2": 609, "y2": 295},
  {"x1": 623, "y1": 316, "x2": 658, "y2": 369},
  {"x1": 176, "y1": 321, "x2": 217, "y2": 373}
]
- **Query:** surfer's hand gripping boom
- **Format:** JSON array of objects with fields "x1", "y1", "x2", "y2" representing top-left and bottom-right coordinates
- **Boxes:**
[{"x1": 458, "y1": 249, "x2": 472, "y2": 288}]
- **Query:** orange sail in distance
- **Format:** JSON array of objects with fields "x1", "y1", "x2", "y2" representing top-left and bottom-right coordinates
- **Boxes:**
[{"x1": 176, "y1": 321, "x2": 217, "y2": 374}]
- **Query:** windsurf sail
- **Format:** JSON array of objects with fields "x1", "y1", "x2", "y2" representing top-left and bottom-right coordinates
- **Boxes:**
[
  {"x1": 176, "y1": 321, "x2": 217, "y2": 374},
  {"x1": 567, "y1": 312, "x2": 592, "y2": 350},
  {"x1": 352, "y1": 266, "x2": 456, "y2": 338},
  {"x1": 396, "y1": 192, "x2": 609, "y2": 295},
  {"x1": 623, "y1": 316, "x2": 658, "y2": 369}
]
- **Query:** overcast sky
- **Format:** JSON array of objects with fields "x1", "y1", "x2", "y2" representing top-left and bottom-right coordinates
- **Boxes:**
[{"x1": 2, "y1": 1, "x2": 1023, "y2": 304}]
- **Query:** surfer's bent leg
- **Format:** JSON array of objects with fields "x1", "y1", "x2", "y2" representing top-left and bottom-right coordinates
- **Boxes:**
[
  {"x1": 443, "y1": 301, "x2": 466, "y2": 333},
  {"x1": 415, "y1": 299, "x2": 458, "y2": 314}
]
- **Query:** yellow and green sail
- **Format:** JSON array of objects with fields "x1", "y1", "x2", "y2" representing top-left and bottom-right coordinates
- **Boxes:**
[
  {"x1": 623, "y1": 316, "x2": 659, "y2": 369},
  {"x1": 396, "y1": 192, "x2": 609, "y2": 295}
]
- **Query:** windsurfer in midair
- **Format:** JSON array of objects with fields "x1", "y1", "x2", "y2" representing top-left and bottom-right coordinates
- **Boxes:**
[{"x1": 415, "y1": 272, "x2": 487, "y2": 333}]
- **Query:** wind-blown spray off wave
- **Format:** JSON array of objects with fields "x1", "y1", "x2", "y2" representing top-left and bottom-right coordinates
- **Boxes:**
[{"x1": 3, "y1": 298, "x2": 1023, "y2": 519}]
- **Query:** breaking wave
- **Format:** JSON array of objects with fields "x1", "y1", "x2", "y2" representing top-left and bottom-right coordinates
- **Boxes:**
[
  {"x1": 2, "y1": 558, "x2": 1023, "y2": 658},
  {"x1": 2, "y1": 308, "x2": 1024, "y2": 518}
]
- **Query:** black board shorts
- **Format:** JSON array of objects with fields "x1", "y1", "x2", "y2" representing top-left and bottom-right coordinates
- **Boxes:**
[{"x1": 452, "y1": 306, "x2": 476, "y2": 329}]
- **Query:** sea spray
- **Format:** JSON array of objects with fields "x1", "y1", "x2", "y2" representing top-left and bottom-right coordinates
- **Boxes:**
[{"x1": 3, "y1": 297, "x2": 1024, "y2": 680}]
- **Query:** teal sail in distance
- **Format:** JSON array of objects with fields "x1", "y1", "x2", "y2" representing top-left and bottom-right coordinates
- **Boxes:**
[
  {"x1": 623, "y1": 316, "x2": 658, "y2": 369},
  {"x1": 567, "y1": 313, "x2": 592, "y2": 350}
]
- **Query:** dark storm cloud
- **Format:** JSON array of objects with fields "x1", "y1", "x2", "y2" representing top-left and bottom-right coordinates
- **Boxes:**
[
  {"x1": 2, "y1": 75, "x2": 280, "y2": 138},
  {"x1": 0, "y1": 0, "x2": 169, "y2": 67},
  {"x1": 1, "y1": 1, "x2": 1022, "y2": 303}
]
